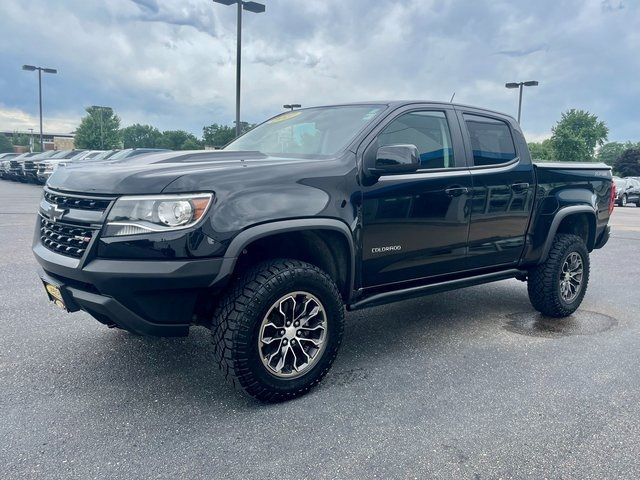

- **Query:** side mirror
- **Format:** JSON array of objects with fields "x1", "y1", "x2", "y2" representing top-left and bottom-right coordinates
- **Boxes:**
[{"x1": 369, "y1": 144, "x2": 420, "y2": 176}]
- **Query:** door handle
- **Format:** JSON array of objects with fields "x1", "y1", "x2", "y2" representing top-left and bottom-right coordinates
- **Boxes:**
[
  {"x1": 511, "y1": 182, "x2": 530, "y2": 192},
  {"x1": 445, "y1": 187, "x2": 469, "y2": 197}
]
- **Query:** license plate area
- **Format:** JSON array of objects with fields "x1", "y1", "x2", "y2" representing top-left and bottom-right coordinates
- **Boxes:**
[{"x1": 43, "y1": 280, "x2": 68, "y2": 311}]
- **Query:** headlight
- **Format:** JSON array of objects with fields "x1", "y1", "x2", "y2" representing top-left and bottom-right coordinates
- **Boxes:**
[{"x1": 104, "y1": 193, "x2": 213, "y2": 237}]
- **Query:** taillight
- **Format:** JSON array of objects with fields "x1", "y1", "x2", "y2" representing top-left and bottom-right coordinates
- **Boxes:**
[{"x1": 609, "y1": 182, "x2": 616, "y2": 214}]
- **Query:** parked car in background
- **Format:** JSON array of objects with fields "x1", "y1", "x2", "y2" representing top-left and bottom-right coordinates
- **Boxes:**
[
  {"x1": 0, "y1": 153, "x2": 19, "y2": 178},
  {"x1": 36, "y1": 150, "x2": 86, "y2": 184},
  {"x1": 101, "y1": 148, "x2": 172, "y2": 162},
  {"x1": 75, "y1": 149, "x2": 119, "y2": 162},
  {"x1": 20, "y1": 150, "x2": 59, "y2": 182},
  {"x1": 6, "y1": 152, "x2": 41, "y2": 181},
  {"x1": 613, "y1": 177, "x2": 640, "y2": 207}
]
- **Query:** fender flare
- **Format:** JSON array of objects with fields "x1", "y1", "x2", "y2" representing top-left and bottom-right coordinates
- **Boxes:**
[
  {"x1": 538, "y1": 205, "x2": 597, "y2": 264},
  {"x1": 210, "y1": 218, "x2": 356, "y2": 296}
]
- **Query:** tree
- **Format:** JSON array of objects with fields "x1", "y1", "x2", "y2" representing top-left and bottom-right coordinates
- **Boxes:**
[
  {"x1": 181, "y1": 137, "x2": 204, "y2": 150},
  {"x1": 74, "y1": 106, "x2": 121, "y2": 149},
  {"x1": 0, "y1": 134, "x2": 13, "y2": 153},
  {"x1": 550, "y1": 109, "x2": 608, "y2": 162},
  {"x1": 203, "y1": 123, "x2": 235, "y2": 148},
  {"x1": 614, "y1": 148, "x2": 640, "y2": 177},
  {"x1": 121, "y1": 124, "x2": 162, "y2": 148},
  {"x1": 157, "y1": 130, "x2": 203, "y2": 150},
  {"x1": 12, "y1": 133, "x2": 31, "y2": 147},
  {"x1": 528, "y1": 139, "x2": 554, "y2": 161},
  {"x1": 597, "y1": 141, "x2": 640, "y2": 166},
  {"x1": 202, "y1": 122, "x2": 254, "y2": 148}
]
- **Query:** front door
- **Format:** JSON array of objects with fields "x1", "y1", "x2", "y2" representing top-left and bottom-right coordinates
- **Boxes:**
[{"x1": 361, "y1": 108, "x2": 472, "y2": 287}]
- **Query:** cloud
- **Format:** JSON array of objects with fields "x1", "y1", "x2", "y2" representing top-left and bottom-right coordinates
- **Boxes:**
[
  {"x1": 0, "y1": 0, "x2": 638, "y2": 142},
  {"x1": 0, "y1": 105, "x2": 78, "y2": 134}
]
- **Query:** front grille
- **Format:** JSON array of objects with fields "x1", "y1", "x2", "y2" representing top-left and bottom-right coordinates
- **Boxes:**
[
  {"x1": 39, "y1": 189, "x2": 113, "y2": 258},
  {"x1": 44, "y1": 191, "x2": 111, "y2": 211},
  {"x1": 40, "y1": 217, "x2": 94, "y2": 258}
]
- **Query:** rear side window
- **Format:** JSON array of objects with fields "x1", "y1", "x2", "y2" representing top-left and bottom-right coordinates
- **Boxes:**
[
  {"x1": 377, "y1": 111, "x2": 455, "y2": 169},
  {"x1": 464, "y1": 114, "x2": 517, "y2": 166}
]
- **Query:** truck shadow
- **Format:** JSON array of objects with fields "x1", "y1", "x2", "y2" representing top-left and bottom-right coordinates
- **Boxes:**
[{"x1": 60, "y1": 280, "x2": 531, "y2": 410}]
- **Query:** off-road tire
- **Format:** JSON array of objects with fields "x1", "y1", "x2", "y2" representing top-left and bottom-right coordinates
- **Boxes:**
[
  {"x1": 212, "y1": 259, "x2": 345, "y2": 402},
  {"x1": 527, "y1": 234, "x2": 590, "y2": 318}
]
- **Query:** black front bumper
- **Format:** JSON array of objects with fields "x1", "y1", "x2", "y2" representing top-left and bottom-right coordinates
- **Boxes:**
[{"x1": 34, "y1": 242, "x2": 228, "y2": 336}]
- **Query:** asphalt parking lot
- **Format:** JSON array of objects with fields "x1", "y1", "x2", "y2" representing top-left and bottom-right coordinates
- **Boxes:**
[{"x1": 1, "y1": 180, "x2": 639, "y2": 480}]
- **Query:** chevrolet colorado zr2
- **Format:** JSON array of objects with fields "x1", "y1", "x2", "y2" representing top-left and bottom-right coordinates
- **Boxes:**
[{"x1": 34, "y1": 101, "x2": 614, "y2": 401}]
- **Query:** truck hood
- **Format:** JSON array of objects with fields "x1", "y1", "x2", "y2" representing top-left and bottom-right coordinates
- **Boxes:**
[{"x1": 46, "y1": 150, "x2": 321, "y2": 195}]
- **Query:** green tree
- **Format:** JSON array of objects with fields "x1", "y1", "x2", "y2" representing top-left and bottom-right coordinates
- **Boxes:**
[
  {"x1": 12, "y1": 133, "x2": 31, "y2": 147},
  {"x1": 157, "y1": 130, "x2": 202, "y2": 150},
  {"x1": 597, "y1": 141, "x2": 640, "y2": 166},
  {"x1": 202, "y1": 123, "x2": 235, "y2": 148},
  {"x1": 202, "y1": 122, "x2": 254, "y2": 148},
  {"x1": 528, "y1": 139, "x2": 554, "y2": 161},
  {"x1": 0, "y1": 134, "x2": 13, "y2": 153},
  {"x1": 550, "y1": 109, "x2": 608, "y2": 162},
  {"x1": 74, "y1": 106, "x2": 121, "y2": 149},
  {"x1": 614, "y1": 148, "x2": 640, "y2": 177},
  {"x1": 181, "y1": 137, "x2": 204, "y2": 150},
  {"x1": 121, "y1": 124, "x2": 162, "y2": 148}
]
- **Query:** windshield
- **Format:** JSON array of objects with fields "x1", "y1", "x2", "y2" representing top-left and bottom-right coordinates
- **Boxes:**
[
  {"x1": 224, "y1": 105, "x2": 384, "y2": 157},
  {"x1": 108, "y1": 149, "x2": 133, "y2": 160},
  {"x1": 90, "y1": 150, "x2": 115, "y2": 160},
  {"x1": 50, "y1": 150, "x2": 72, "y2": 159}
]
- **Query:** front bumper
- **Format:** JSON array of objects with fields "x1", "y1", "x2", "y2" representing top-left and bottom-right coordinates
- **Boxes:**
[{"x1": 34, "y1": 242, "x2": 228, "y2": 336}]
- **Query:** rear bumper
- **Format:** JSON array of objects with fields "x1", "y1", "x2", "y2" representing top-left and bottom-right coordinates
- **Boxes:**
[
  {"x1": 34, "y1": 242, "x2": 229, "y2": 336},
  {"x1": 594, "y1": 225, "x2": 610, "y2": 250}
]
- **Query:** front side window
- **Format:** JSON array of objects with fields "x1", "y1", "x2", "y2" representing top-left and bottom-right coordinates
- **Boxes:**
[
  {"x1": 464, "y1": 114, "x2": 517, "y2": 166},
  {"x1": 225, "y1": 105, "x2": 384, "y2": 157},
  {"x1": 377, "y1": 111, "x2": 454, "y2": 169}
]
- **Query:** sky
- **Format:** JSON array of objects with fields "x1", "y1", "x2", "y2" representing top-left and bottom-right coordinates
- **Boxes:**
[{"x1": 0, "y1": 0, "x2": 638, "y2": 142}]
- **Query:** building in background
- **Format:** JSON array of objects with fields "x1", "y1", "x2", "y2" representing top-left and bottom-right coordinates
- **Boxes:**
[{"x1": 1, "y1": 130, "x2": 75, "y2": 151}]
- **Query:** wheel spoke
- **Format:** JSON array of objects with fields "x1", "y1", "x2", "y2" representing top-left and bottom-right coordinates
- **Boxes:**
[{"x1": 274, "y1": 344, "x2": 289, "y2": 373}]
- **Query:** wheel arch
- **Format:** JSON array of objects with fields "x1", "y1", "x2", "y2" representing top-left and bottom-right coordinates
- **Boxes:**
[
  {"x1": 538, "y1": 206, "x2": 597, "y2": 264},
  {"x1": 212, "y1": 219, "x2": 356, "y2": 301}
]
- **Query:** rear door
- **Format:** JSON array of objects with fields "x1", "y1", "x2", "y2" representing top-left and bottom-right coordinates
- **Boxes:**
[
  {"x1": 456, "y1": 109, "x2": 535, "y2": 269},
  {"x1": 360, "y1": 105, "x2": 472, "y2": 287}
]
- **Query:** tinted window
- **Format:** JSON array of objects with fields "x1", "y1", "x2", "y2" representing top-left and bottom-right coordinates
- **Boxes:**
[
  {"x1": 464, "y1": 114, "x2": 517, "y2": 166},
  {"x1": 377, "y1": 111, "x2": 454, "y2": 169}
]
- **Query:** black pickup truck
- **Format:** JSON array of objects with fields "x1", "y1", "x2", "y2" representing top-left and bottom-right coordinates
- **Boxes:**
[{"x1": 34, "y1": 101, "x2": 614, "y2": 401}]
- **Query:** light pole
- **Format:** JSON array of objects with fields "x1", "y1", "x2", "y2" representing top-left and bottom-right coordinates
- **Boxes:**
[
  {"x1": 22, "y1": 65, "x2": 57, "y2": 151},
  {"x1": 91, "y1": 105, "x2": 110, "y2": 149},
  {"x1": 283, "y1": 104, "x2": 301, "y2": 111},
  {"x1": 28, "y1": 128, "x2": 34, "y2": 152},
  {"x1": 213, "y1": 0, "x2": 266, "y2": 137},
  {"x1": 505, "y1": 80, "x2": 539, "y2": 123}
]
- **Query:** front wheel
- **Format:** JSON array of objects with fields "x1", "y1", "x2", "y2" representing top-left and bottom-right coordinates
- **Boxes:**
[
  {"x1": 212, "y1": 259, "x2": 345, "y2": 402},
  {"x1": 527, "y1": 234, "x2": 590, "y2": 318},
  {"x1": 621, "y1": 194, "x2": 628, "y2": 207}
]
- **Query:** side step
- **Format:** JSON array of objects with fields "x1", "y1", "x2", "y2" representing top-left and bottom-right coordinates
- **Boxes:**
[{"x1": 348, "y1": 269, "x2": 525, "y2": 311}]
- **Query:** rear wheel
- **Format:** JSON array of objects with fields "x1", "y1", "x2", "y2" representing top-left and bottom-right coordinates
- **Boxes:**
[
  {"x1": 527, "y1": 234, "x2": 590, "y2": 318},
  {"x1": 621, "y1": 194, "x2": 628, "y2": 207},
  {"x1": 212, "y1": 259, "x2": 345, "y2": 402}
]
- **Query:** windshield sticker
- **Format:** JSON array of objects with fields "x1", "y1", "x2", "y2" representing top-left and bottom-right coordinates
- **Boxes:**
[
  {"x1": 268, "y1": 111, "x2": 302, "y2": 124},
  {"x1": 362, "y1": 108, "x2": 381, "y2": 121}
]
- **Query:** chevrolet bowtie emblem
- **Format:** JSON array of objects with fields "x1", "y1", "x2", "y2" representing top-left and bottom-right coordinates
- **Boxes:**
[{"x1": 49, "y1": 204, "x2": 67, "y2": 222}]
